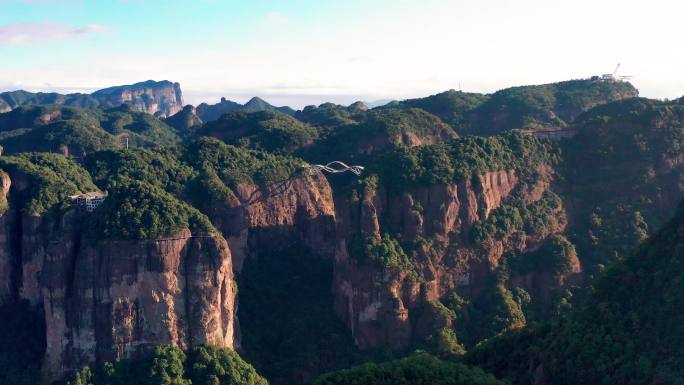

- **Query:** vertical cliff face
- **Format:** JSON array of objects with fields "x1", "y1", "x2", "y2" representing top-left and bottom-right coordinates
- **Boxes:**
[
  {"x1": 0, "y1": 167, "x2": 341, "y2": 382},
  {"x1": 332, "y1": 169, "x2": 573, "y2": 349},
  {"x1": 0, "y1": 81, "x2": 183, "y2": 118},
  {"x1": 0, "y1": 170, "x2": 236, "y2": 381},
  {"x1": 196, "y1": 173, "x2": 337, "y2": 273},
  {"x1": 40, "y1": 228, "x2": 235, "y2": 379},
  {"x1": 0, "y1": 172, "x2": 11, "y2": 303},
  {"x1": 91, "y1": 80, "x2": 184, "y2": 118}
]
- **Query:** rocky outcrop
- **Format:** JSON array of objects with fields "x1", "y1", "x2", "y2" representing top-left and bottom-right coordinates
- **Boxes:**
[
  {"x1": 0, "y1": 171, "x2": 236, "y2": 381},
  {"x1": 40, "y1": 228, "x2": 235, "y2": 380},
  {"x1": 0, "y1": 80, "x2": 183, "y2": 118},
  {"x1": 196, "y1": 173, "x2": 337, "y2": 272},
  {"x1": 91, "y1": 80, "x2": 183, "y2": 118},
  {"x1": 0, "y1": 172, "x2": 11, "y2": 303},
  {"x1": 332, "y1": 169, "x2": 571, "y2": 349},
  {"x1": 0, "y1": 168, "x2": 341, "y2": 381},
  {"x1": 165, "y1": 105, "x2": 203, "y2": 131}
]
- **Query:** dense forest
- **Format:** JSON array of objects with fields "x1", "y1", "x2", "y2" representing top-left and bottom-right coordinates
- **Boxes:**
[{"x1": 0, "y1": 78, "x2": 681, "y2": 385}]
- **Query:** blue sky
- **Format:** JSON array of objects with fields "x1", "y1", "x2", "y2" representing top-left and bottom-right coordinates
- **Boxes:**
[{"x1": 1, "y1": 0, "x2": 682, "y2": 108}]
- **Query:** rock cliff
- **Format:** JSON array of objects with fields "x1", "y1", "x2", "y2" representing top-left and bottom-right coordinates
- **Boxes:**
[
  {"x1": 0, "y1": 171, "x2": 235, "y2": 381},
  {"x1": 332, "y1": 168, "x2": 575, "y2": 349},
  {"x1": 193, "y1": 173, "x2": 337, "y2": 272},
  {"x1": 0, "y1": 164, "x2": 340, "y2": 382},
  {"x1": 0, "y1": 80, "x2": 184, "y2": 118},
  {"x1": 91, "y1": 80, "x2": 183, "y2": 118},
  {"x1": 165, "y1": 105, "x2": 203, "y2": 131}
]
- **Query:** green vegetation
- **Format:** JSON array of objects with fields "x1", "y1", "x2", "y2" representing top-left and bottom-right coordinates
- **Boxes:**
[
  {"x1": 182, "y1": 137, "x2": 302, "y2": 189},
  {"x1": 395, "y1": 90, "x2": 489, "y2": 130},
  {"x1": 98, "y1": 104, "x2": 180, "y2": 148},
  {"x1": 508, "y1": 234, "x2": 578, "y2": 277},
  {"x1": 464, "y1": 79, "x2": 638, "y2": 134},
  {"x1": 0, "y1": 104, "x2": 179, "y2": 156},
  {"x1": 367, "y1": 131, "x2": 555, "y2": 191},
  {"x1": 349, "y1": 233, "x2": 418, "y2": 276},
  {"x1": 0, "y1": 119, "x2": 115, "y2": 155},
  {"x1": 84, "y1": 148, "x2": 196, "y2": 197},
  {"x1": 472, "y1": 191, "x2": 563, "y2": 244},
  {"x1": 302, "y1": 107, "x2": 456, "y2": 163},
  {"x1": 561, "y1": 97, "x2": 684, "y2": 269},
  {"x1": 468, "y1": 200, "x2": 684, "y2": 384},
  {"x1": 89, "y1": 180, "x2": 215, "y2": 240},
  {"x1": 387, "y1": 79, "x2": 637, "y2": 135},
  {"x1": 451, "y1": 274, "x2": 527, "y2": 347},
  {"x1": 196, "y1": 110, "x2": 318, "y2": 153},
  {"x1": 314, "y1": 352, "x2": 506, "y2": 385},
  {"x1": 0, "y1": 90, "x2": 99, "y2": 111},
  {"x1": 295, "y1": 103, "x2": 365, "y2": 131},
  {"x1": 0, "y1": 152, "x2": 97, "y2": 215},
  {"x1": 66, "y1": 345, "x2": 267, "y2": 385},
  {"x1": 239, "y1": 244, "x2": 363, "y2": 385},
  {"x1": 0, "y1": 81, "x2": 680, "y2": 385}
]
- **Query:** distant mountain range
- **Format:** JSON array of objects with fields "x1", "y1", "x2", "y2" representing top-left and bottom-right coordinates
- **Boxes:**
[
  {"x1": 0, "y1": 81, "x2": 301, "y2": 122},
  {"x1": 0, "y1": 80, "x2": 184, "y2": 118},
  {"x1": 195, "y1": 96, "x2": 296, "y2": 122}
]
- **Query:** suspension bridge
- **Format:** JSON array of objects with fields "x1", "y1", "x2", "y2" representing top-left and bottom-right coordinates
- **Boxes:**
[{"x1": 306, "y1": 161, "x2": 365, "y2": 176}]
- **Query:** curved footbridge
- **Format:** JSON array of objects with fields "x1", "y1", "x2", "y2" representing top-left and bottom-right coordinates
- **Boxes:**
[{"x1": 305, "y1": 161, "x2": 365, "y2": 176}]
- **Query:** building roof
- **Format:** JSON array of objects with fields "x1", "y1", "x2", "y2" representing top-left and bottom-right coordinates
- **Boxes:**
[{"x1": 69, "y1": 191, "x2": 106, "y2": 200}]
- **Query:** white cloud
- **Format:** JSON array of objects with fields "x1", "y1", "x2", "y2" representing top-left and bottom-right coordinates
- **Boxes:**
[{"x1": 0, "y1": 22, "x2": 108, "y2": 46}]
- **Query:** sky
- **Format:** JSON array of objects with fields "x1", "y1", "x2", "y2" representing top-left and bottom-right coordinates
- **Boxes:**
[{"x1": 0, "y1": 0, "x2": 683, "y2": 109}]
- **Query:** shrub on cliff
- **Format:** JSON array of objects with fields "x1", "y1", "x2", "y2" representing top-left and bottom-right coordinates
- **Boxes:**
[
  {"x1": 314, "y1": 352, "x2": 506, "y2": 385},
  {"x1": 188, "y1": 345, "x2": 268, "y2": 385},
  {"x1": 508, "y1": 234, "x2": 578, "y2": 277},
  {"x1": 349, "y1": 233, "x2": 418, "y2": 277},
  {"x1": 67, "y1": 345, "x2": 267, "y2": 385},
  {"x1": 367, "y1": 131, "x2": 555, "y2": 192},
  {"x1": 471, "y1": 191, "x2": 563, "y2": 244},
  {"x1": 90, "y1": 180, "x2": 215, "y2": 240},
  {"x1": 0, "y1": 152, "x2": 98, "y2": 215}
]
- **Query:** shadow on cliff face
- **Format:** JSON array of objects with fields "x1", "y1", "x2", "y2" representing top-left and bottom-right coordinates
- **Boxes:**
[
  {"x1": 0, "y1": 300, "x2": 46, "y2": 385},
  {"x1": 237, "y1": 225, "x2": 361, "y2": 385}
]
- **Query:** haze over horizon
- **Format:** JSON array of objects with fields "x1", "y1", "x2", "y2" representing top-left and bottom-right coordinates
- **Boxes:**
[{"x1": 1, "y1": 0, "x2": 682, "y2": 109}]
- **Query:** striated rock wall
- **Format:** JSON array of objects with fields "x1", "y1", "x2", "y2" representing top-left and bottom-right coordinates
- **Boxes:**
[
  {"x1": 0, "y1": 172, "x2": 11, "y2": 303},
  {"x1": 332, "y1": 169, "x2": 571, "y2": 349},
  {"x1": 91, "y1": 80, "x2": 183, "y2": 118},
  {"x1": 0, "y1": 80, "x2": 183, "y2": 118},
  {"x1": 40, "y1": 228, "x2": 235, "y2": 380},
  {"x1": 0, "y1": 170, "x2": 236, "y2": 381},
  {"x1": 0, "y1": 169, "x2": 339, "y2": 381},
  {"x1": 197, "y1": 173, "x2": 337, "y2": 273}
]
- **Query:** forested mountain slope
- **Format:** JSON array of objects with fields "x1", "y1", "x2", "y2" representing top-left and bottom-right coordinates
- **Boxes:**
[{"x1": 0, "y1": 79, "x2": 680, "y2": 385}]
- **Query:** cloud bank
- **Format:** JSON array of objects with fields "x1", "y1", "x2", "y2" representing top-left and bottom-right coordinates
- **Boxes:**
[{"x1": 0, "y1": 22, "x2": 108, "y2": 46}]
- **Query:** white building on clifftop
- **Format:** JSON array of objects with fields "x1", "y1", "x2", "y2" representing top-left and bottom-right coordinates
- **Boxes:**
[{"x1": 69, "y1": 192, "x2": 106, "y2": 212}]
